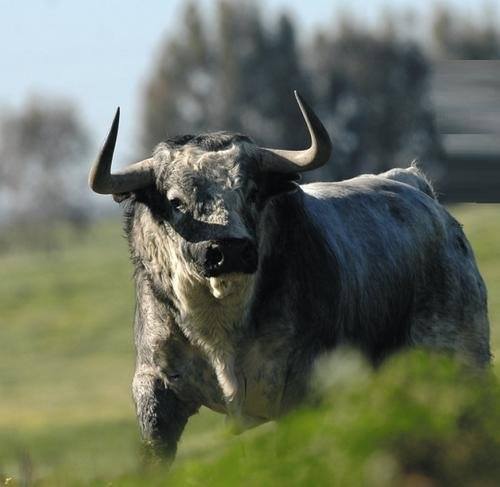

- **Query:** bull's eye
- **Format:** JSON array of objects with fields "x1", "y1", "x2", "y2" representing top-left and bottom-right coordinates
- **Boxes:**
[{"x1": 168, "y1": 197, "x2": 185, "y2": 212}]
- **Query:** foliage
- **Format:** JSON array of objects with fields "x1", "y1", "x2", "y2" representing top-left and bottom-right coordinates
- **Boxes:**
[
  {"x1": 0, "y1": 204, "x2": 499, "y2": 485},
  {"x1": 0, "y1": 96, "x2": 91, "y2": 245},
  {"x1": 308, "y1": 26, "x2": 443, "y2": 182},
  {"x1": 163, "y1": 350, "x2": 500, "y2": 487},
  {"x1": 141, "y1": 1, "x2": 308, "y2": 153},
  {"x1": 431, "y1": 3, "x2": 500, "y2": 60},
  {"x1": 141, "y1": 1, "x2": 442, "y2": 183}
]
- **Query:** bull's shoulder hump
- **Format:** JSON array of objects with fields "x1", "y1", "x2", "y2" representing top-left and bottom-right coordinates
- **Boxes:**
[
  {"x1": 300, "y1": 174, "x2": 430, "y2": 201},
  {"x1": 298, "y1": 174, "x2": 448, "y2": 240}
]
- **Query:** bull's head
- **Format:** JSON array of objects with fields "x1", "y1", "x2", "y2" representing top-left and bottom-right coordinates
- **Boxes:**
[{"x1": 89, "y1": 92, "x2": 331, "y2": 302}]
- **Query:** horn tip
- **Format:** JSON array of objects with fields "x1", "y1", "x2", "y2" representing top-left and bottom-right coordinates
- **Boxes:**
[
  {"x1": 293, "y1": 90, "x2": 307, "y2": 112},
  {"x1": 109, "y1": 107, "x2": 120, "y2": 135}
]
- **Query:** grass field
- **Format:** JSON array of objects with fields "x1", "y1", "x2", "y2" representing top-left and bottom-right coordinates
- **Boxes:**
[{"x1": 0, "y1": 204, "x2": 499, "y2": 485}]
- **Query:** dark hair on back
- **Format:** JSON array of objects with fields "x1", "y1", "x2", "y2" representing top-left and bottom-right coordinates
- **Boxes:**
[{"x1": 164, "y1": 131, "x2": 253, "y2": 152}]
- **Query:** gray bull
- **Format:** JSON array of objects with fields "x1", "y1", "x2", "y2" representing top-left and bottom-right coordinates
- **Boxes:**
[{"x1": 89, "y1": 92, "x2": 490, "y2": 460}]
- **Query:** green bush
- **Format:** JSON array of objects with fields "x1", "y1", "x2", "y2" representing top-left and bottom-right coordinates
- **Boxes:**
[{"x1": 160, "y1": 350, "x2": 500, "y2": 487}]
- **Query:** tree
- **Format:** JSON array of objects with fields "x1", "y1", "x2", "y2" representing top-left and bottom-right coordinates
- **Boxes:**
[
  {"x1": 141, "y1": 1, "x2": 308, "y2": 152},
  {"x1": 0, "y1": 95, "x2": 90, "y2": 246},
  {"x1": 307, "y1": 26, "x2": 443, "y2": 182},
  {"x1": 141, "y1": 2, "x2": 443, "y2": 184},
  {"x1": 432, "y1": 4, "x2": 500, "y2": 60},
  {"x1": 142, "y1": 1, "x2": 215, "y2": 151}
]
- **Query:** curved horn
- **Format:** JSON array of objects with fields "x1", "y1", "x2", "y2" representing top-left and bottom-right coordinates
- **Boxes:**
[
  {"x1": 260, "y1": 91, "x2": 332, "y2": 173},
  {"x1": 89, "y1": 108, "x2": 154, "y2": 194}
]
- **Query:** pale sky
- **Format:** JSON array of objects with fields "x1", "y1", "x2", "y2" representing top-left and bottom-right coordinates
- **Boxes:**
[{"x1": 0, "y1": 0, "x2": 495, "y2": 165}]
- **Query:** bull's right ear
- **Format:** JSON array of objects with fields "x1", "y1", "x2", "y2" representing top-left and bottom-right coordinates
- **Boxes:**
[{"x1": 261, "y1": 172, "x2": 301, "y2": 200}]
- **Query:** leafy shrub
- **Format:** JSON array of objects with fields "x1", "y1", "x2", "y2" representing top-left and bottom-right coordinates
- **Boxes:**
[{"x1": 162, "y1": 350, "x2": 500, "y2": 487}]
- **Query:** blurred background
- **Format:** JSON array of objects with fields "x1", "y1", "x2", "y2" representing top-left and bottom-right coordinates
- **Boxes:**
[{"x1": 1, "y1": 1, "x2": 500, "y2": 485}]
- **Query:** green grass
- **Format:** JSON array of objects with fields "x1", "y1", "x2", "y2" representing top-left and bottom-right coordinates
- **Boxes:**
[{"x1": 0, "y1": 204, "x2": 499, "y2": 485}]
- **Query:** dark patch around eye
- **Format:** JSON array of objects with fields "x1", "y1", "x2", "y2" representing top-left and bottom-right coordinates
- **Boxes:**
[
  {"x1": 135, "y1": 187, "x2": 171, "y2": 220},
  {"x1": 169, "y1": 197, "x2": 184, "y2": 211}
]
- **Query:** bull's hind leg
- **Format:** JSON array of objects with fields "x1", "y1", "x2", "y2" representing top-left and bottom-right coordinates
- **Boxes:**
[
  {"x1": 457, "y1": 314, "x2": 491, "y2": 367},
  {"x1": 410, "y1": 228, "x2": 491, "y2": 367},
  {"x1": 409, "y1": 312, "x2": 491, "y2": 367}
]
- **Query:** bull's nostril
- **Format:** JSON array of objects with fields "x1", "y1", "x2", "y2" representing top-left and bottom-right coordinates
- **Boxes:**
[{"x1": 206, "y1": 245, "x2": 224, "y2": 269}]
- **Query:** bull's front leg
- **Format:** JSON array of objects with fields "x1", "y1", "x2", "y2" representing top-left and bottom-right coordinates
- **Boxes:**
[{"x1": 132, "y1": 368, "x2": 199, "y2": 463}]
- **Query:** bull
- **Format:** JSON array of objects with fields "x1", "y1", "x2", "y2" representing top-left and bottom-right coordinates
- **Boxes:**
[{"x1": 89, "y1": 92, "x2": 490, "y2": 460}]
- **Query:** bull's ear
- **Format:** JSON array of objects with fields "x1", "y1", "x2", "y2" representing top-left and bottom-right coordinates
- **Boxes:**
[
  {"x1": 261, "y1": 172, "x2": 300, "y2": 199},
  {"x1": 113, "y1": 192, "x2": 133, "y2": 203}
]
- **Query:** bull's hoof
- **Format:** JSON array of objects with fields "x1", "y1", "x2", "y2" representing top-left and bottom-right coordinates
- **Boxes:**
[{"x1": 140, "y1": 440, "x2": 176, "y2": 468}]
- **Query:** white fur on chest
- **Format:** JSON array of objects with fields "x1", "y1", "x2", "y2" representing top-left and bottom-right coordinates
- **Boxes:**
[{"x1": 174, "y1": 271, "x2": 254, "y2": 405}]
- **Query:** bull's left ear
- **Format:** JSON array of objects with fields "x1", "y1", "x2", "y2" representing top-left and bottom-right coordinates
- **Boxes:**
[
  {"x1": 261, "y1": 172, "x2": 300, "y2": 200},
  {"x1": 112, "y1": 192, "x2": 133, "y2": 203}
]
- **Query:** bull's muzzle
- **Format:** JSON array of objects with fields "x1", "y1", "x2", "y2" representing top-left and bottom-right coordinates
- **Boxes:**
[{"x1": 202, "y1": 238, "x2": 258, "y2": 277}]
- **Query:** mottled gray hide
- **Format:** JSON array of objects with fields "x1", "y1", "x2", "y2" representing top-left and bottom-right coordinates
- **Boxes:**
[{"x1": 123, "y1": 134, "x2": 489, "y2": 460}]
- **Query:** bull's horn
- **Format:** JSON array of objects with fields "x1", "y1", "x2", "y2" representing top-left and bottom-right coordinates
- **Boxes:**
[
  {"x1": 259, "y1": 91, "x2": 332, "y2": 173},
  {"x1": 89, "y1": 107, "x2": 154, "y2": 194}
]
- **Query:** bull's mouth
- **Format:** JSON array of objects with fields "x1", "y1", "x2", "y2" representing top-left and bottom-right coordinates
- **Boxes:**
[{"x1": 207, "y1": 273, "x2": 255, "y2": 300}]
